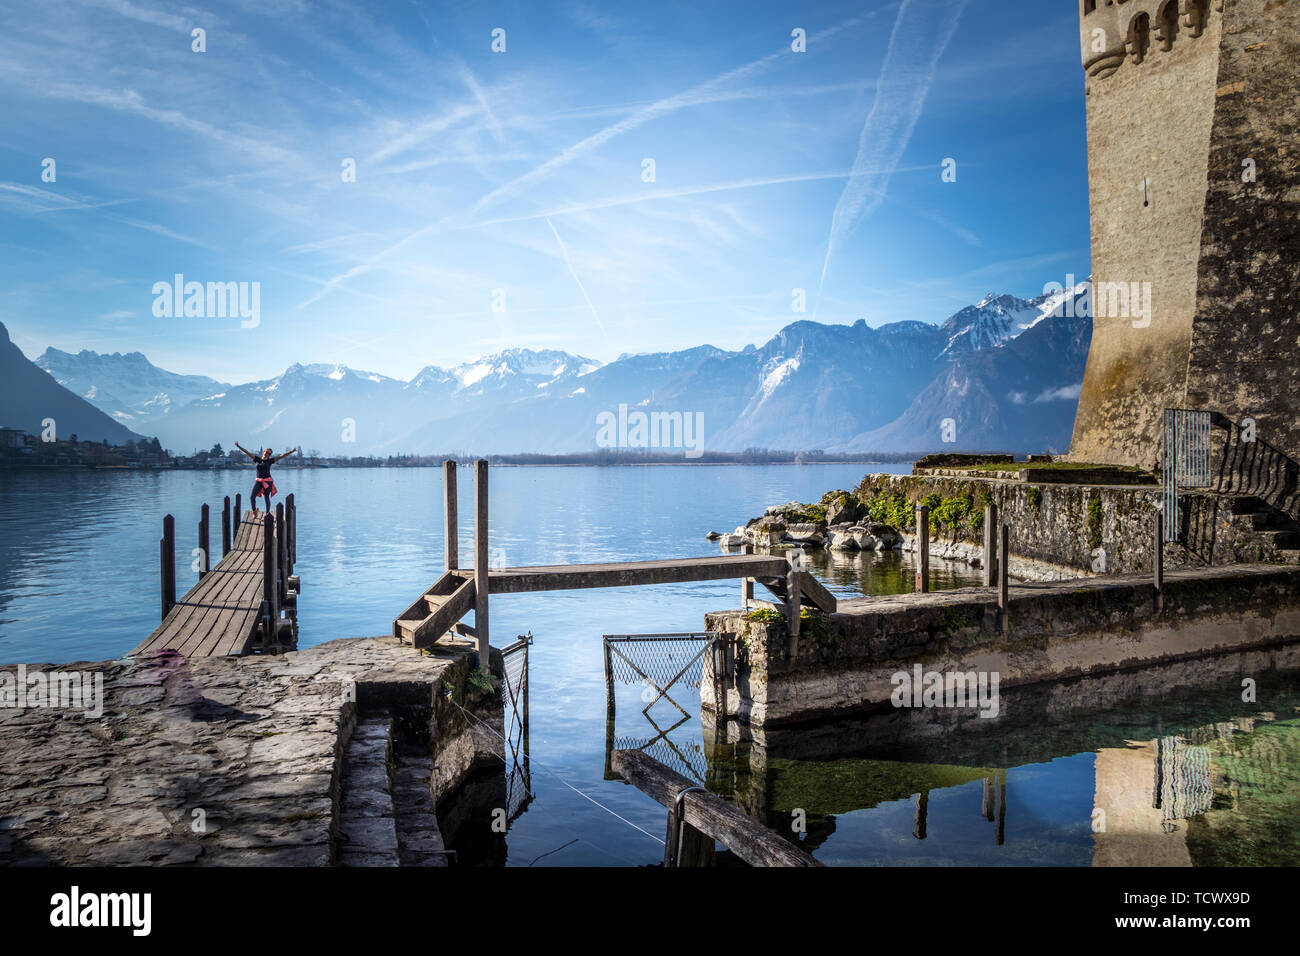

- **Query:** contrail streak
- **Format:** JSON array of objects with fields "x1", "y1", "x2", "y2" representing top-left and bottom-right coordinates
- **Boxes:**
[
  {"x1": 817, "y1": 0, "x2": 968, "y2": 306},
  {"x1": 546, "y1": 217, "x2": 604, "y2": 333}
]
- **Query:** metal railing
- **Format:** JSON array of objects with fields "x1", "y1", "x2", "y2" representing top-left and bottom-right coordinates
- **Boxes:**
[
  {"x1": 1161, "y1": 407, "x2": 1300, "y2": 548},
  {"x1": 1161, "y1": 408, "x2": 1212, "y2": 542}
]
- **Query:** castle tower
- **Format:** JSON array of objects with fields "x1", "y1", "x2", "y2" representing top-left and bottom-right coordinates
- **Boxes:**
[{"x1": 1068, "y1": 0, "x2": 1300, "y2": 468}]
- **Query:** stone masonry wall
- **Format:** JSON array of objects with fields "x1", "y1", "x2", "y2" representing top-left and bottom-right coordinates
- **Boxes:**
[
  {"x1": 1069, "y1": 0, "x2": 1224, "y2": 467},
  {"x1": 853, "y1": 472, "x2": 1290, "y2": 576},
  {"x1": 1185, "y1": 0, "x2": 1300, "y2": 462}
]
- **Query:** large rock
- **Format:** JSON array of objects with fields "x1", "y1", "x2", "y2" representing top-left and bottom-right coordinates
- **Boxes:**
[
  {"x1": 823, "y1": 492, "x2": 863, "y2": 527},
  {"x1": 829, "y1": 531, "x2": 861, "y2": 551}
]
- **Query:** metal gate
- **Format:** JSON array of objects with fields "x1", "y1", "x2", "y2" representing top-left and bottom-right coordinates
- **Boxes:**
[
  {"x1": 501, "y1": 634, "x2": 532, "y2": 824},
  {"x1": 602, "y1": 633, "x2": 718, "y2": 785},
  {"x1": 1162, "y1": 408, "x2": 1212, "y2": 542}
]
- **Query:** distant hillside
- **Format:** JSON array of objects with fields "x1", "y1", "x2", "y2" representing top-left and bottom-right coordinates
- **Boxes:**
[{"x1": 0, "y1": 322, "x2": 142, "y2": 444}]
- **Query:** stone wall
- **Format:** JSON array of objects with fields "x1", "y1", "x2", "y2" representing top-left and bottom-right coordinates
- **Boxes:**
[
  {"x1": 0, "y1": 636, "x2": 494, "y2": 866},
  {"x1": 1185, "y1": 0, "x2": 1300, "y2": 462},
  {"x1": 1070, "y1": 0, "x2": 1300, "y2": 468},
  {"x1": 704, "y1": 563, "x2": 1300, "y2": 726},
  {"x1": 854, "y1": 472, "x2": 1297, "y2": 576},
  {"x1": 1070, "y1": 0, "x2": 1224, "y2": 467}
]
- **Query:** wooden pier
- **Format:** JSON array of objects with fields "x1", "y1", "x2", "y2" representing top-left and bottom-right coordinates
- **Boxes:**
[
  {"x1": 131, "y1": 495, "x2": 300, "y2": 658},
  {"x1": 394, "y1": 460, "x2": 837, "y2": 661}
]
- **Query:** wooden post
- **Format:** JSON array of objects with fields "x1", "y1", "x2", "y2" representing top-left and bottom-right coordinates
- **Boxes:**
[
  {"x1": 611, "y1": 749, "x2": 821, "y2": 866},
  {"x1": 664, "y1": 787, "x2": 716, "y2": 867},
  {"x1": 603, "y1": 638, "x2": 616, "y2": 719},
  {"x1": 995, "y1": 770, "x2": 1006, "y2": 846},
  {"x1": 276, "y1": 503, "x2": 287, "y2": 603},
  {"x1": 786, "y1": 552, "x2": 801, "y2": 656},
  {"x1": 982, "y1": 775, "x2": 995, "y2": 821},
  {"x1": 444, "y1": 460, "x2": 459, "y2": 571},
  {"x1": 741, "y1": 542, "x2": 754, "y2": 610},
  {"x1": 915, "y1": 505, "x2": 930, "y2": 593},
  {"x1": 1154, "y1": 510, "x2": 1164, "y2": 611},
  {"x1": 263, "y1": 512, "x2": 278, "y2": 622},
  {"x1": 198, "y1": 503, "x2": 210, "y2": 579},
  {"x1": 160, "y1": 514, "x2": 176, "y2": 621},
  {"x1": 474, "y1": 458, "x2": 489, "y2": 667},
  {"x1": 999, "y1": 524, "x2": 1010, "y2": 633},
  {"x1": 221, "y1": 496, "x2": 232, "y2": 557},
  {"x1": 982, "y1": 502, "x2": 998, "y2": 587},
  {"x1": 913, "y1": 790, "x2": 929, "y2": 839},
  {"x1": 285, "y1": 493, "x2": 295, "y2": 572},
  {"x1": 234, "y1": 493, "x2": 241, "y2": 534}
]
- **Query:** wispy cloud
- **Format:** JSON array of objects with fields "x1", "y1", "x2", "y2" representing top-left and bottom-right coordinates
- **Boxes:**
[
  {"x1": 468, "y1": 9, "x2": 890, "y2": 216},
  {"x1": 817, "y1": 0, "x2": 969, "y2": 297}
]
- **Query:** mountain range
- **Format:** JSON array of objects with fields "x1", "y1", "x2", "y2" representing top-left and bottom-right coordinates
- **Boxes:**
[{"x1": 6, "y1": 282, "x2": 1093, "y2": 456}]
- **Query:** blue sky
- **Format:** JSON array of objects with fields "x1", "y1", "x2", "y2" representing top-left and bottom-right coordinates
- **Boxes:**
[{"x1": 0, "y1": 0, "x2": 1090, "y2": 384}]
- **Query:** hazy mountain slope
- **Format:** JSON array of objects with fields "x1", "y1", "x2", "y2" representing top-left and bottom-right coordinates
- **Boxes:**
[{"x1": 0, "y1": 323, "x2": 143, "y2": 444}]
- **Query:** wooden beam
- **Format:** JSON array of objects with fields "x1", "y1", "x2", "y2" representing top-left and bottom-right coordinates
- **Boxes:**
[
  {"x1": 664, "y1": 788, "x2": 716, "y2": 867},
  {"x1": 444, "y1": 459, "x2": 458, "y2": 571},
  {"x1": 276, "y1": 503, "x2": 287, "y2": 604},
  {"x1": 611, "y1": 750, "x2": 822, "y2": 867},
  {"x1": 223, "y1": 496, "x2": 233, "y2": 558},
  {"x1": 982, "y1": 502, "x2": 998, "y2": 587},
  {"x1": 786, "y1": 554, "x2": 802, "y2": 654},
  {"x1": 916, "y1": 504, "x2": 930, "y2": 593},
  {"x1": 741, "y1": 542, "x2": 754, "y2": 610},
  {"x1": 488, "y1": 555, "x2": 788, "y2": 594},
  {"x1": 796, "y1": 570, "x2": 837, "y2": 613},
  {"x1": 286, "y1": 493, "x2": 296, "y2": 572},
  {"x1": 1154, "y1": 510, "x2": 1164, "y2": 611},
  {"x1": 262, "y1": 515, "x2": 278, "y2": 622},
  {"x1": 198, "y1": 503, "x2": 210, "y2": 580},
  {"x1": 410, "y1": 576, "x2": 477, "y2": 649},
  {"x1": 474, "y1": 458, "x2": 489, "y2": 667},
  {"x1": 999, "y1": 523, "x2": 1010, "y2": 632},
  {"x1": 160, "y1": 514, "x2": 176, "y2": 621}
]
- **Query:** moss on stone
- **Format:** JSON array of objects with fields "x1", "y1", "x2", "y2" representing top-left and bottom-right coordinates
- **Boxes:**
[{"x1": 1087, "y1": 492, "x2": 1104, "y2": 551}]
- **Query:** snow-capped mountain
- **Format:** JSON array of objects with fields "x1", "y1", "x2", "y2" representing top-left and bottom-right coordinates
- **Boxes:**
[
  {"x1": 149, "y1": 349, "x2": 605, "y2": 453},
  {"x1": 844, "y1": 287, "x2": 1093, "y2": 454},
  {"x1": 937, "y1": 282, "x2": 1089, "y2": 360},
  {"x1": 22, "y1": 284, "x2": 1096, "y2": 455},
  {"x1": 35, "y1": 348, "x2": 230, "y2": 428}
]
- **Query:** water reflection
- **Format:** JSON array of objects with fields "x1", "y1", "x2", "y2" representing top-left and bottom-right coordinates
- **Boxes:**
[{"x1": 605, "y1": 643, "x2": 1300, "y2": 866}]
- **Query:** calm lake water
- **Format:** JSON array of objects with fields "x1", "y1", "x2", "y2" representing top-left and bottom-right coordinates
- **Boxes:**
[{"x1": 2, "y1": 464, "x2": 1297, "y2": 867}]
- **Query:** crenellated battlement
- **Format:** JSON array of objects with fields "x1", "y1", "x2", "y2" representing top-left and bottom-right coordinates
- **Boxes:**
[{"x1": 1080, "y1": 0, "x2": 1219, "y2": 79}]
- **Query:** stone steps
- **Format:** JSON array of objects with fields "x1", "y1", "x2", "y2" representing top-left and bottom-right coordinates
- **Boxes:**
[
  {"x1": 336, "y1": 713, "x2": 451, "y2": 867},
  {"x1": 338, "y1": 715, "x2": 400, "y2": 867},
  {"x1": 392, "y1": 744, "x2": 450, "y2": 867}
]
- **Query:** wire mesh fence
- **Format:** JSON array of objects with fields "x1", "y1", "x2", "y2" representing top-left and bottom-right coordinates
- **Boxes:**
[
  {"x1": 603, "y1": 632, "x2": 719, "y2": 786},
  {"x1": 501, "y1": 634, "x2": 532, "y2": 823}
]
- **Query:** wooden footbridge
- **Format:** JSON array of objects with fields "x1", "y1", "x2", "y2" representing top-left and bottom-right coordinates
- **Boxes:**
[
  {"x1": 394, "y1": 461, "x2": 836, "y2": 663},
  {"x1": 131, "y1": 494, "x2": 300, "y2": 658}
]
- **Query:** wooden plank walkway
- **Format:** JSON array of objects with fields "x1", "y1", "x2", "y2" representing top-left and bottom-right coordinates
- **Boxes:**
[{"x1": 132, "y1": 512, "x2": 275, "y2": 658}]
